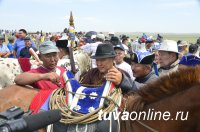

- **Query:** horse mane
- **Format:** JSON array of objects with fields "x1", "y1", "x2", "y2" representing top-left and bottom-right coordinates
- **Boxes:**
[{"x1": 127, "y1": 66, "x2": 200, "y2": 112}]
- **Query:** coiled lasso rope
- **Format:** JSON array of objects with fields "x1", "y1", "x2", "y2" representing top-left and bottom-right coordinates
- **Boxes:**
[{"x1": 49, "y1": 87, "x2": 122, "y2": 124}]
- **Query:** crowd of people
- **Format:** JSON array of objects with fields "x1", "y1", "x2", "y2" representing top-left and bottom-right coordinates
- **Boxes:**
[
  {"x1": 1, "y1": 28, "x2": 200, "y2": 131},
  {"x1": 1, "y1": 28, "x2": 200, "y2": 79},
  {"x1": 1, "y1": 28, "x2": 200, "y2": 80},
  {"x1": 1, "y1": 31, "x2": 200, "y2": 87}
]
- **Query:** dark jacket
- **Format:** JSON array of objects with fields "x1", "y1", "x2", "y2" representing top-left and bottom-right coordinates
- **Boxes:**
[{"x1": 118, "y1": 71, "x2": 158, "y2": 93}]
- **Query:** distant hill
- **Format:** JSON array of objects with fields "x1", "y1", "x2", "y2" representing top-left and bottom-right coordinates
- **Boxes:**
[{"x1": 103, "y1": 32, "x2": 199, "y2": 43}]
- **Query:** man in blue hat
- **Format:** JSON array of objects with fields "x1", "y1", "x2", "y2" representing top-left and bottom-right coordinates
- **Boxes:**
[{"x1": 113, "y1": 51, "x2": 158, "y2": 91}]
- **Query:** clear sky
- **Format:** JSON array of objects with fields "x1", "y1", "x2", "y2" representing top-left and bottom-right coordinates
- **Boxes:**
[{"x1": 0, "y1": 0, "x2": 200, "y2": 33}]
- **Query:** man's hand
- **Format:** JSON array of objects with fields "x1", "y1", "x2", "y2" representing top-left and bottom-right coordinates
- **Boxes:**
[
  {"x1": 0, "y1": 52, "x2": 7, "y2": 57},
  {"x1": 105, "y1": 66, "x2": 122, "y2": 85},
  {"x1": 42, "y1": 72, "x2": 60, "y2": 85},
  {"x1": 3, "y1": 52, "x2": 11, "y2": 58}
]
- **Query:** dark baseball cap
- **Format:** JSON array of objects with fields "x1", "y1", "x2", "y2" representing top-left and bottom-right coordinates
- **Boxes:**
[{"x1": 113, "y1": 44, "x2": 125, "y2": 51}]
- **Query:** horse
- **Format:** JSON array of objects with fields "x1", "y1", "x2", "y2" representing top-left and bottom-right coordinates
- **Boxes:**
[
  {"x1": 0, "y1": 85, "x2": 38, "y2": 112},
  {"x1": 0, "y1": 58, "x2": 25, "y2": 89},
  {"x1": 120, "y1": 66, "x2": 200, "y2": 132},
  {"x1": 0, "y1": 50, "x2": 91, "y2": 89}
]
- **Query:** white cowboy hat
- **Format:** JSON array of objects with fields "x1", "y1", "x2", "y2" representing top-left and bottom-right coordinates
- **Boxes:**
[{"x1": 158, "y1": 40, "x2": 179, "y2": 54}]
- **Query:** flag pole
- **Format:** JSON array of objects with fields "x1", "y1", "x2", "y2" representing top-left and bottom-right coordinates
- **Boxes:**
[{"x1": 68, "y1": 11, "x2": 76, "y2": 74}]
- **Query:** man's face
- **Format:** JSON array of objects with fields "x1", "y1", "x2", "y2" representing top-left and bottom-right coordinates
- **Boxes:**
[
  {"x1": 25, "y1": 40, "x2": 31, "y2": 47},
  {"x1": 96, "y1": 58, "x2": 114, "y2": 74},
  {"x1": 131, "y1": 63, "x2": 148, "y2": 78},
  {"x1": 146, "y1": 42, "x2": 153, "y2": 49},
  {"x1": 123, "y1": 40, "x2": 128, "y2": 45},
  {"x1": 114, "y1": 49, "x2": 125, "y2": 64},
  {"x1": 159, "y1": 51, "x2": 176, "y2": 67},
  {"x1": 40, "y1": 52, "x2": 59, "y2": 70},
  {"x1": 79, "y1": 40, "x2": 85, "y2": 46},
  {"x1": 18, "y1": 31, "x2": 26, "y2": 39}
]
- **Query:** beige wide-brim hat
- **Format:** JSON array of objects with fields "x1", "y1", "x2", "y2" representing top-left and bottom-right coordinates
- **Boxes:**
[
  {"x1": 178, "y1": 41, "x2": 188, "y2": 47},
  {"x1": 158, "y1": 40, "x2": 179, "y2": 54}
]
